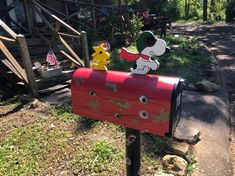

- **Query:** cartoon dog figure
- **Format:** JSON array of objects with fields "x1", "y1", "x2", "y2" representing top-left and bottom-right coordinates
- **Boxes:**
[
  {"x1": 120, "y1": 31, "x2": 169, "y2": 75},
  {"x1": 91, "y1": 43, "x2": 110, "y2": 71}
]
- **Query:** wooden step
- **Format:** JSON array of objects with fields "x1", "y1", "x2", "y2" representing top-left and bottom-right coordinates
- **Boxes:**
[
  {"x1": 36, "y1": 69, "x2": 74, "y2": 90},
  {"x1": 38, "y1": 81, "x2": 70, "y2": 94}
]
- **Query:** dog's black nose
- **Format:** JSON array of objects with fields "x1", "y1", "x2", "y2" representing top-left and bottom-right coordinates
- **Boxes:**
[{"x1": 165, "y1": 47, "x2": 170, "y2": 54}]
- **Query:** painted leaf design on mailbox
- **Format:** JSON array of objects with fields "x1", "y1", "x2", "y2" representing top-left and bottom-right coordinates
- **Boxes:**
[
  {"x1": 109, "y1": 99, "x2": 130, "y2": 110},
  {"x1": 105, "y1": 83, "x2": 118, "y2": 92},
  {"x1": 74, "y1": 77, "x2": 85, "y2": 85},
  {"x1": 153, "y1": 108, "x2": 169, "y2": 123},
  {"x1": 87, "y1": 99, "x2": 100, "y2": 110}
]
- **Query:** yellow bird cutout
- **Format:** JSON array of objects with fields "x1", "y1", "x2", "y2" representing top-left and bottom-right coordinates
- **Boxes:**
[{"x1": 91, "y1": 43, "x2": 110, "y2": 71}]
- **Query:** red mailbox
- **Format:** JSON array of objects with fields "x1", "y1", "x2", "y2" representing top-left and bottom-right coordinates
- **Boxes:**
[{"x1": 71, "y1": 68, "x2": 182, "y2": 137}]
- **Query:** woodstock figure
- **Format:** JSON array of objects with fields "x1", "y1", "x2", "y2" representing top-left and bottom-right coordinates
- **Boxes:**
[
  {"x1": 91, "y1": 43, "x2": 110, "y2": 71},
  {"x1": 120, "y1": 31, "x2": 169, "y2": 75}
]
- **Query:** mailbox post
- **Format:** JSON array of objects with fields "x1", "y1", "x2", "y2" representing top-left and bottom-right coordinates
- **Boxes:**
[
  {"x1": 126, "y1": 128, "x2": 141, "y2": 176},
  {"x1": 71, "y1": 68, "x2": 182, "y2": 175}
]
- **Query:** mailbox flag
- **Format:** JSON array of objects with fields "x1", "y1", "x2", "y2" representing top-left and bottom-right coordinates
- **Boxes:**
[{"x1": 46, "y1": 48, "x2": 58, "y2": 66}]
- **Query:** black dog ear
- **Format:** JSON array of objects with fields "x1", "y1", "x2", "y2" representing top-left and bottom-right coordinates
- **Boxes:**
[
  {"x1": 165, "y1": 46, "x2": 170, "y2": 53},
  {"x1": 145, "y1": 36, "x2": 157, "y2": 47}
]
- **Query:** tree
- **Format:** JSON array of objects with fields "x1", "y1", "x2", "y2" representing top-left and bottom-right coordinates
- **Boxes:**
[{"x1": 203, "y1": 0, "x2": 208, "y2": 21}]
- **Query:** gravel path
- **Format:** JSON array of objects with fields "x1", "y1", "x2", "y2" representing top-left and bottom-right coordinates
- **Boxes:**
[{"x1": 171, "y1": 22, "x2": 235, "y2": 176}]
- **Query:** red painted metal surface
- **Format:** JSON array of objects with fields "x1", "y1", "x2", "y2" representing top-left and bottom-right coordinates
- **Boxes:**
[{"x1": 71, "y1": 68, "x2": 180, "y2": 136}]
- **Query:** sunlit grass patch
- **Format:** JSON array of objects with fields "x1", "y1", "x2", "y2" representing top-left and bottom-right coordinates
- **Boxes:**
[
  {"x1": 48, "y1": 103, "x2": 78, "y2": 121},
  {"x1": 0, "y1": 124, "x2": 73, "y2": 175},
  {"x1": 71, "y1": 139, "x2": 124, "y2": 175}
]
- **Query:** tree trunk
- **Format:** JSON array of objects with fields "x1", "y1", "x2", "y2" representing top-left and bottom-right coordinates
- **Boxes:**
[
  {"x1": 185, "y1": 0, "x2": 189, "y2": 19},
  {"x1": 203, "y1": 0, "x2": 208, "y2": 21}
]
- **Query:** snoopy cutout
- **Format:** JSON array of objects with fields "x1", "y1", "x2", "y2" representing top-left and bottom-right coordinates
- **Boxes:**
[{"x1": 120, "y1": 31, "x2": 169, "y2": 75}]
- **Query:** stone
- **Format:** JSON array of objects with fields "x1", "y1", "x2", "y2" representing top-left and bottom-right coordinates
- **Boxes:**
[
  {"x1": 58, "y1": 171, "x2": 73, "y2": 176},
  {"x1": 154, "y1": 172, "x2": 174, "y2": 176},
  {"x1": 196, "y1": 79, "x2": 220, "y2": 92},
  {"x1": 162, "y1": 155, "x2": 188, "y2": 176},
  {"x1": 174, "y1": 123, "x2": 201, "y2": 144},
  {"x1": 50, "y1": 123, "x2": 56, "y2": 128},
  {"x1": 171, "y1": 142, "x2": 191, "y2": 157},
  {"x1": 171, "y1": 45, "x2": 180, "y2": 50},
  {"x1": 28, "y1": 99, "x2": 39, "y2": 109}
]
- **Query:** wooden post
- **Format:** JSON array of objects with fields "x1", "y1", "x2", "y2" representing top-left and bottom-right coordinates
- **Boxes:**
[
  {"x1": 81, "y1": 31, "x2": 90, "y2": 68},
  {"x1": 17, "y1": 34, "x2": 39, "y2": 97},
  {"x1": 126, "y1": 128, "x2": 141, "y2": 176}
]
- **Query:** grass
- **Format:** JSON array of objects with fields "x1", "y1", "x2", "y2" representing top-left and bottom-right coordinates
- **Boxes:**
[
  {"x1": 72, "y1": 140, "x2": 124, "y2": 175},
  {"x1": 0, "y1": 124, "x2": 72, "y2": 175},
  {"x1": 0, "y1": 102, "x2": 168, "y2": 175},
  {"x1": 0, "y1": 96, "x2": 21, "y2": 107}
]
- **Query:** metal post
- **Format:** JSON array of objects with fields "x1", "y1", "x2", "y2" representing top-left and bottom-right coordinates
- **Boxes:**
[
  {"x1": 81, "y1": 31, "x2": 90, "y2": 68},
  {"x1": 126, "y1": 128, "x2": 141, "y2": 176}
]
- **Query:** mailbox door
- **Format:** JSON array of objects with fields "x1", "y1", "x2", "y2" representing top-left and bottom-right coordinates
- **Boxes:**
[{"x1": 71, "y1": 68, "x2": 181, "y2": 137}]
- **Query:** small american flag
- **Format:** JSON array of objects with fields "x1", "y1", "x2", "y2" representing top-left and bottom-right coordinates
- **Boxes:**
[{"x1": 46, "y1": 48, "x2": 58, "y2": 66}]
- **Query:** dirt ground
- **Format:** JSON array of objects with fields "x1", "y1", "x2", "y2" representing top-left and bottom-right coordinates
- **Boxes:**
[{"x1": 171, "y1": 22, "x2": 235, "y2": 176}]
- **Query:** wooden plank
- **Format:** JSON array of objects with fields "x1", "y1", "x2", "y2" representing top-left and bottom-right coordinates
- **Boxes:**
[
  {"x1": 33, "y1": 5, "x2": 54, "y2": 31},
  {"x1": 32, "y1": 0, "x2": 80, "y2": 35},
  {"x1": 58, "y1": 35, "x2": 84, "y2": 67},
  {"x1": 9, "y1": 17, "x2": 29, "y2": 33},
  {"x1": 32, "y1": 27, "x2": 51, "y2": 44},
  {"x1": 0, "y1": 35, "x2": 16, "y2": 42},
  {"x1": 57, "y1": 32, "x2": 80, "y2": 38},
  {"x1": 60, "y1": 50, "x2": 82, "y2": 66},
  {"x1": 17, "y1": 34, "x2": 39, "y2": 97},
  {"x1": 38, "y1": 83, "x2": 70, "y2": 94},
  {"x1": 51, "y1": 15, "x2": 80, "y2": 36},
  {"x1": 51, "y1": 21, "x2": 60, "y2": 45},
  {"x1": 0, "y1": 40, "x2": 28, "y2": 82},
  {"x1": 36, "y1": 70, "x2": 74, "y2": 90},
  {"x1": 63, "y1": 0, "x2": 129, "y2": 11},
  {"x1": 1, "y1": 59, "x2": 23, "y2": 80},
  {"x1": 0, "y1": 19, "x2": 17, "y2": 39}
]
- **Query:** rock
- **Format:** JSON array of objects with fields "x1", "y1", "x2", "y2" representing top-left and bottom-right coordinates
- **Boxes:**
[
  {"x1": 154, "y1": 172, "x2": 174, "y2": 176},
  {"x1": 162, "y1": 155, "x2": 188, "y2": 176},
  {"x1": 58, "y1": 171, "x2": 73, "y2": 176},
  {"x1": 171, "y1": 45, "x2": 180, "y2": 50},
  {"x1": 28, "y1": 99, "x2": 39, "y2": 109},
  {"x1": 174, "y1": 124, "x2": 201, "y2": 144},
  {"x1": 171, "y1": 142, "x2": 191, "y2": 157},
  {"x1": 196, "y1": 79, "x2": 220, "y2": 92},
  {"x1": 50, "y1": 123, "x2": 56, "y2": 128},
  {"x1": 19, "y1": 94, "x2": 35, "y2": 103}
]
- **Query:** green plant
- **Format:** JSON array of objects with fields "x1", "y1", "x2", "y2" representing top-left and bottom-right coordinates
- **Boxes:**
[
  {"x1": 187, "y1": 154, "x2": 197, "y2": 174},
  {"x1": 48, "y1": 104, "x2": 78, "y2": 121},
  {"x1": 108, "y1": 49, "x2": 135, "y2": 71}
]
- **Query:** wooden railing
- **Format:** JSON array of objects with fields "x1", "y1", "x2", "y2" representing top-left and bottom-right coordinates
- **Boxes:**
[
  {"x1": 0, "y1": 19, "x2": 38, "y2": 97},
  {"x1": 30, "y1": 0, "x2": 90, "y2": 68},
  {"x1": 0, "y1": 0, "x2": 90, "y2": 97}
]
